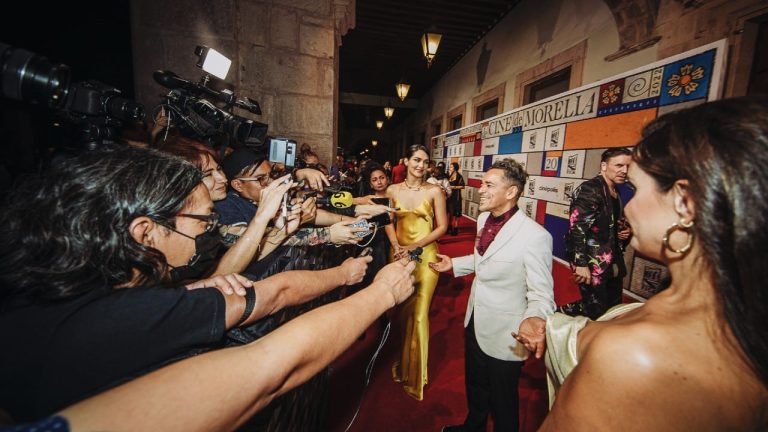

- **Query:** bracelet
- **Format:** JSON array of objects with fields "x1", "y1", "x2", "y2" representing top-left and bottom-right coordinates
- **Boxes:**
[{"x1": 235, "y1": 287, "x2": 256, "y2": 327}]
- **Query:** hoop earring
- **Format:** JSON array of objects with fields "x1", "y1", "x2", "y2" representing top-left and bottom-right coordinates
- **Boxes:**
[{"x1": 662, "y1": 219, "x2": 695, "y2": 254}]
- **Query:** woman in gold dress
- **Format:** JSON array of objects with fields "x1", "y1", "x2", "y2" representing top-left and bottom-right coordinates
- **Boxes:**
[{"x1": 385, "y1": 145, "x2": 448, "y2": 400}]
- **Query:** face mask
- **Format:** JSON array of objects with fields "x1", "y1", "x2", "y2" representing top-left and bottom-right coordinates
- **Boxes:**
[{"x1": 168, "y1": 229, "x2": 223, "y2": 283}]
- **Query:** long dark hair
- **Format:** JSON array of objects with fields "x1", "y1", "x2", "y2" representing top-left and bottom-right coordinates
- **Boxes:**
[
  {"x1": 450, "y1": 162, "x2": 460, "y2": 173},
  {"x1": 361, "y1": 163, "x2": 387, "y2": 195},
  {"x1": 0, "y1": 147, "x2": 202, "y2": 305},
  {"x1": 633, "y1": 96, "x2": 768, "y2": 386}
]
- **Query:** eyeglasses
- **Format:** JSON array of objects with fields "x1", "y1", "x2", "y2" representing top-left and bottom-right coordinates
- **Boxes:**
[
  {"x1": 176, "y1": 212, "x2": 221, "y2": 233},
  {"x1": 237, "y1": 175, "x2": 270, "y2": 186}
]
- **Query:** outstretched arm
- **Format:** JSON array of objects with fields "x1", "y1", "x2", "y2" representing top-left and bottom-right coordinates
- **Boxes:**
[
  {"x1": 61, "y1": 260, "x2": 417, "y2": 432},
  {"x1": 223, "y1": 256, "x2": 372, "y2": 329},
  {"x1": 214, "y1": 176, "x2": 294, "y2": 275}
]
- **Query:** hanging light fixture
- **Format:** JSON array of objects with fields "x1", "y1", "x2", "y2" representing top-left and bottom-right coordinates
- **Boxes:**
[
  {"x1": 395, "y1": 81, "x2": 411, "y2": 101},
  {"x1": 383, "y1": 105, "x2": 394, "y2": 119},
  {"x1": 375, "y1": 120, "x2": 384, "y2": 130},
  {"x1": 421, "y1": 29, "x2": 442, "y2": 68},
  {"x1": 372, "y1": 140, "x2": 379, "y2": 147}
]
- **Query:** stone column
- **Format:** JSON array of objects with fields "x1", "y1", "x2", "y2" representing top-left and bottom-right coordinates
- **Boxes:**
[{"x1": 131, "y1": 0, "x2": 354, "y2": 165}]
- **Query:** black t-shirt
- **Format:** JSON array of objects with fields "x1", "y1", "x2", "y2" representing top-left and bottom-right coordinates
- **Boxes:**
[{"x1": 0, "y1": 285, "x2": 226, "y2": 422}]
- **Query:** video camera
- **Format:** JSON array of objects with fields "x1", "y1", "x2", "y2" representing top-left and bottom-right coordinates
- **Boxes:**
[
  {"x1": 153, "y1": 45, "x2": 268, "y2": 151},
  {"x1": 0, "y1": 43, "x2": 145, "y2": 150}
]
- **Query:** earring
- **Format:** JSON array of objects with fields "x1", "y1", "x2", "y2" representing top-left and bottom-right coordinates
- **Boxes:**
[{"x1": 662, "y1": 219, "x2": 695, "y2": 254}]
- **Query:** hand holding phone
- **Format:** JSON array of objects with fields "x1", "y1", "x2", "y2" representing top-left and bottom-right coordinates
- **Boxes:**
[{"x1": 281, "y1": 194, "x2": 289, "y2": 234}]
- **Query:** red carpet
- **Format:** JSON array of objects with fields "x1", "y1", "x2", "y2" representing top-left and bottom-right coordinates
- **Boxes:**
[{"x1": 325, "y1": 217, "x2": 549, "y2": 432}]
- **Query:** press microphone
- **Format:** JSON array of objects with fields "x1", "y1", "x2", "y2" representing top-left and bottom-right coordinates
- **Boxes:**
[
  {"x1": 316, "y1": 191, "x2": 354, "y2": 209},
  {"x1": 408, "y1": 247, "x2": 424, "y2": 263}
]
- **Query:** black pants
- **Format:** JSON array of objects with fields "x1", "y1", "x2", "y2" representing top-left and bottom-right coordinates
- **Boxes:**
[
  {"x1": 577, "y1": 276, "x2": 623, "y2": 320},
  {"x1": 463, "y1": 315, "x2": 523, "y2": 432}
]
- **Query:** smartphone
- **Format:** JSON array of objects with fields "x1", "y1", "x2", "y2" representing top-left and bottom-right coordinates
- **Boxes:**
[
  {"x1": 369, "y1": 212, "x2": 392, "y2": 226},
  {"x1": 371, "y1": 197, "x2": 391, "y2": 206},
  {"x1": 269, "y1": 138, "x2": 297, "y2": 168}
]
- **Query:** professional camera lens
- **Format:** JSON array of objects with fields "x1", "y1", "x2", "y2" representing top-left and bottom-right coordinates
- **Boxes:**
[
  {"x1": 0, "y1": 43, "x2": 70, "y2": 109},
  {"x1": 104, "y1": 94, "x2": 145, "y2": 122}
]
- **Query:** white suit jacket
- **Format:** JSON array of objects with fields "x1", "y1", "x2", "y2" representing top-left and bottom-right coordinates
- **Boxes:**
[{"x1": 453, "y1": 210, "x2": 555, "y2": 361}]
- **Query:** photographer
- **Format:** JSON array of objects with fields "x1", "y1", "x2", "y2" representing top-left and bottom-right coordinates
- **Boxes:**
[{"x1": 0, "y1": 146, "x2": 380, "y2": 422}]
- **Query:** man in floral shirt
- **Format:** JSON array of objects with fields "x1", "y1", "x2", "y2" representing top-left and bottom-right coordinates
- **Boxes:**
[{"x1": 565, "y1": 148, "x2": 632, "y2": 319}]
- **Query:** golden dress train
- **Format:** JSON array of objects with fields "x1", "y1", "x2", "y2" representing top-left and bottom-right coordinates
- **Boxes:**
[{"x1": 391, "y1": 198, "x2": 439, "y2": 400}]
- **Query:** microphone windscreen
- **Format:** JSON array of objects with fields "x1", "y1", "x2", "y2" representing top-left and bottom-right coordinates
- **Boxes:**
[
  {"x1": 328, "y1": 191, "x2": 353, "y2": 208},
  {"x1": 316, "y1": 191, "x2": 353, "y2": 208}
]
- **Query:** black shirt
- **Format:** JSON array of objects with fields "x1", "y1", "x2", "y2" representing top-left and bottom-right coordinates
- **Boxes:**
[{"x1": 0, "y1": 285, "x2": 226, "y2": 422}]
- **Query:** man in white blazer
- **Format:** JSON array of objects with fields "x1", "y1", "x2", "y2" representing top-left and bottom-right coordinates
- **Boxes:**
[{"x1": 431, "y1": 159, "x2": 555, "y2": 432}]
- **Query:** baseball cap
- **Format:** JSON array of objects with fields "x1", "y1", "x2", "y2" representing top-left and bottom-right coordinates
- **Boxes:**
[{"x1": 221, "y1": 148, "x2": 267, "y2": 180}]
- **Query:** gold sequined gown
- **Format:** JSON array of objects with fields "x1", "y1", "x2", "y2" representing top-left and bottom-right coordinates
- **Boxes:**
[{"x1": 391, "y1": 198, "x2": 440, "y2": 401}]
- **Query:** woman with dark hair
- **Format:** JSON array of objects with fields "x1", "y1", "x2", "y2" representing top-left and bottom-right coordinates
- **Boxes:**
[
  {"x1": 385, "y1": 144, "x2": 448, "y2": 400},
  {"x1": 156, "y1": 135, "x2": 229, "y2": 201},
  {"x1": 354, "y1": 162, "x2": 390, "y2": 202},
  {"x1": 447, "y1": 162, "x2": 465, "y2": 235},
  {"x1": 531, "y1": 97, "x2": 768, "y2": 431}
]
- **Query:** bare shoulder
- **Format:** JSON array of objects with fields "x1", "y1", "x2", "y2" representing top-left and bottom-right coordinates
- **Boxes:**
[
  {"x1": 422, "y1": 182, "x2": 444, "y2": 199},
  {"x1": 543, "y1": 317, "x2": 768, "y2": 431}
]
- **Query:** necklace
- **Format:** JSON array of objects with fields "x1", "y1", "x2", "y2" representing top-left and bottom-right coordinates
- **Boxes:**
[{"x1": 403, "y1": 180, "x2": 423, "y2": 191}]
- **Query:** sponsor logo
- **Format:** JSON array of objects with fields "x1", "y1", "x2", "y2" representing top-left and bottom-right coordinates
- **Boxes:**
[
  {"x1": 642, "y1": 266, "x2": 663, "y2": 292},
  {"x1": 550, "y1": 129, "x2": 560, "y2": 148},
  {"x1": 567, "y1": 154, "x2": 578, "y2": 174},
  {"x1": 528, "y1": 178, "x2": 536, "y2": 196},
  {"x1": 563, "y1": 182, "x2": 575, "y2": 200},
  {"x1": 529, "y1": 132, "x2": 537, "y2": 149},
  {"x1": 525, "y1": 201, "x2": 533, "y2": 217}
]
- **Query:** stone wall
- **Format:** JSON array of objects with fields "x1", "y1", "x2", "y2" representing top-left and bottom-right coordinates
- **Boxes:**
[
  {"x1": 654, "y1": 0, "x2": 768, "y2": 96},
  {"x1": 131, "y1": 0, "x2": 354, "y2": 165}
]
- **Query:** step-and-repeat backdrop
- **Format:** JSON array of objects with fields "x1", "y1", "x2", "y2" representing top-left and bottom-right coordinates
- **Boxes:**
[{"x1": 432, "y1": 39, "x2": 727, "y2": 300}]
